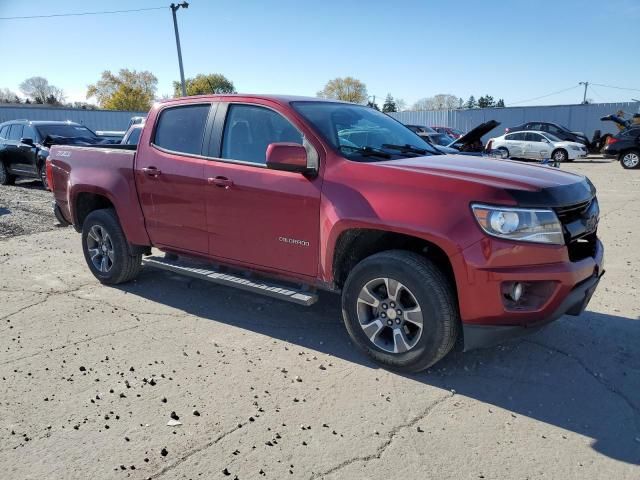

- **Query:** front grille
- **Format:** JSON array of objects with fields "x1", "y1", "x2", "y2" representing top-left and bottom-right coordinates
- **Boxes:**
[
  {"x1": 554, "y1": 199, "x2": 592, "y2": 224},
  {"x1": 553, "y1": 197, "x2": 598, "y2": 262}
]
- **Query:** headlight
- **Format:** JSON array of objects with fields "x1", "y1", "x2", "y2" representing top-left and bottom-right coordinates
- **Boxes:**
[{"x1": 471, "y1": 204, "x2": 564, "y2": 245}]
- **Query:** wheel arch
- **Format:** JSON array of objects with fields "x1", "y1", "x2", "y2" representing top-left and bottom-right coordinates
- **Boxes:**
[{"x1": 331, "y1": 228, "x2": 458, "y2": 299}]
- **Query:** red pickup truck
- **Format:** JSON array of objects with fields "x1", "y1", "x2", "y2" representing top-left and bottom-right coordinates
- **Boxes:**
[{"x1": 48, "y1": 94, "x2": 604, "y2": 372}]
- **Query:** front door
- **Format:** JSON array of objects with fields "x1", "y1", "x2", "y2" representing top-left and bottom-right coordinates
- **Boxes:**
[
  {"x1": 204, "y1": 103, "x2": 321, "y2": 277},
  {"x1": 135, "y1": 103, "x2": 212, "y2": 254},
  {"x1": 524, "y1": 132, "x2": 552, "y2": 159}
]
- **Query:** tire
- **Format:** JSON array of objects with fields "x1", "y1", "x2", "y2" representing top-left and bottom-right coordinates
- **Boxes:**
[
  {"x1": 37, "y1": 163, "x2": 48, "y2": 190},
  {"x1": 0, "y1": 162, "x2": 16, "y2": 186},
  {"x1": 497, "y1": 147, "x2": 509, "y2": 158},
  {"x1": 552, "y1": 148, "x2": 568, "y2": 163},
  {"x1": 81, "y1": 208, "x2": 142, "y2": 284},
  {"x1": 341, "y1": 250, "x2": 459, "y2": 372},
  {"x1": 620, "y1": 150, "x2": 640, "y2": 169}
]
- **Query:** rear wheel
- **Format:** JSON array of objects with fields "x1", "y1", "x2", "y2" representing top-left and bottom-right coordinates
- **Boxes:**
[
  {"x1": 0, "y1": 162, "x2": 15, "y2": 186},
  {"x1": 620, "y1": 150, "x2": 640, "y2": 169},
  {"x1": 37, "y1": 163, "x2": 48, "y2": 189},
  {"x1": 81, "y1": 209, "x2": 142, "y2": 284},
  {"x1": 552, "y1": 148, "x2": 568, "y2": 163},
  {"x1": 341, "y1": 250, "x2": 459, "y2": 372},
  {"x1": 497, "y1": 147, "x2": 509, "y2": 158}
]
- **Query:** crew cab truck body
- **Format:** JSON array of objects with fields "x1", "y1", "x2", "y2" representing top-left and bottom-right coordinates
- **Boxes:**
[{"x1": 48, "y1": 95, "x2": 604, "y2": 371}]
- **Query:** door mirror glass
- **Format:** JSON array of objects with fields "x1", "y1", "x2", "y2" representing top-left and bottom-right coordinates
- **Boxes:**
[
  {"x1": 20, "y1": 137, "x2": 34, "y2": 146},
  {"x1": 266, "y1": 143, "x2": 310, "y2": 173}
]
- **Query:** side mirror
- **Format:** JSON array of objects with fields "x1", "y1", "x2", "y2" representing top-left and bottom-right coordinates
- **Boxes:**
[
  {"x1": 20, "y1": 137, "x2": 34, "y2": 146},
  {"x1": 266, "y1": 143, "x2": 311, "y2": 174}
]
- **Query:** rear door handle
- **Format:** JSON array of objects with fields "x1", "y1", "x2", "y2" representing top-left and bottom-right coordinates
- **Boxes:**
[
  {"x1": 208, "y1": 176, "x2": 233, "y2": 188},
  {"x1": 142, "y1": 167, "x2": 161, "y2": 177}
]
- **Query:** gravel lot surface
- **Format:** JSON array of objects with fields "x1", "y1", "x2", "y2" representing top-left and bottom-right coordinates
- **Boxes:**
[{"x1": 0, "y1": 159, "x2": 638, "y2": 479}]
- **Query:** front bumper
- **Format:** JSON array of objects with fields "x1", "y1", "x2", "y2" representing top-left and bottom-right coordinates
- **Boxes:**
[
  {"x1": 463, "y1": 269, "x2": 603, "y2": 350},
  {"x1": 456, "y1": 238, "x2": 604, "y2": 350}
]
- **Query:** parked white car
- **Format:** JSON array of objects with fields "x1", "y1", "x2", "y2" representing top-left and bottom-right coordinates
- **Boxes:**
[{"x1": 487, "y1": 131, "x2": 587, "y2": 162}]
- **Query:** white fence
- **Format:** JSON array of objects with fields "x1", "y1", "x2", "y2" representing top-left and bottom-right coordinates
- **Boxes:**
[{"x1": 389, "y1": 102, "x2": 640, "y2": 142}]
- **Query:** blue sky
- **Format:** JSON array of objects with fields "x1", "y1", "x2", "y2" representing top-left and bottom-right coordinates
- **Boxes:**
[{"x1": 0, "y1": 0, "x2": 639, "y2": 107}]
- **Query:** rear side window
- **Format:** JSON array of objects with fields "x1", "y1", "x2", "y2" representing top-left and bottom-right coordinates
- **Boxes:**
[
  {"x1": 506, "y1": 132, "x2": 524, "y2": 141},
  {"x1": 8, "y1": 124, "x2": 23, "y2": 141},
  {"x1": 153, "y1": 104, "x2": 210, "y2": 155},
  {"x1": 221, "y1": 104, "x2": 302, "y2": 165}
]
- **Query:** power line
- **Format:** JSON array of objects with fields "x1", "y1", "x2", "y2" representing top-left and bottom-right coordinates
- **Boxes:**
[
  {"x1": 591, "y1": 83, "x2": 640, "y2": 93},
  {"x1": 507, "y1": 85, "x2": 580, "y2": 106},
  {"x1": 0, "y1": 6, "x2": 166, "y2": 21}
]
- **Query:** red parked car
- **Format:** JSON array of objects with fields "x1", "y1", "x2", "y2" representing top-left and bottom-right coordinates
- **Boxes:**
[
  {"x1": 432, "y1": 126, "x2": 465, "y2": 139},
  {"x1": 48, "y1": 94, "x2": 604, "y2": 372}
]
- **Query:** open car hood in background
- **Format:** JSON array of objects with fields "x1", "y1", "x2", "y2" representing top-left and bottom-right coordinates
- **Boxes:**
[{"x1": 448, "y1": 120, "x2": 500, "y2": 149}]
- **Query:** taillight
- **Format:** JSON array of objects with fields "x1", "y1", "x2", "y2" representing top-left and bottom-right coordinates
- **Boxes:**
[
  {"x1": 486, "y1": 140, "x2": 493, "y2": 151},
  {"x1": 46, "y1": 158, "x2": 54, "y2": 191},
  {"x1": 606, "y1": 136, "x2": 618, "y2": 145}
]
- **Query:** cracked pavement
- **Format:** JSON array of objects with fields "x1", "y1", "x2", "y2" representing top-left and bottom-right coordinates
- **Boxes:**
[{"x1": 0, "y1": 159, "x2": 639, "y2": 479}]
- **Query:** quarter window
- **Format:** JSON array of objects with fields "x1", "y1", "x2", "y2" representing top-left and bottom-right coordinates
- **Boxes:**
[
  {"x1": 221, "y1": 104, "x2": 302, "y2": 165},
  {"x1": 0, "y1": 125, "x2": 9, "y2": 139},
  {"x1": 153, "y1": 104, "x2": 210, "y2": 155}
]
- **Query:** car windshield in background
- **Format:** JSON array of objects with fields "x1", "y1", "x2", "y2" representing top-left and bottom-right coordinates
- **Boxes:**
[
  {"x1": 543, "y1": 132, "x2": 562, "y2": 142},
  {"x1": 430, "y1": 133, "x2": 455, "y2": 146},
  {"x1": 36, "y1": 124, "x2": 97, "y2": 140},
  {"x1": 292, "y1": 101, "x2": 440, "y2": 160}
]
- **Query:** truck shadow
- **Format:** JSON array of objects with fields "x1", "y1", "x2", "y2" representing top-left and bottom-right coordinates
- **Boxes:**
[{"x1": 116, "y1": 269, "x2": 640, "y2": 465}]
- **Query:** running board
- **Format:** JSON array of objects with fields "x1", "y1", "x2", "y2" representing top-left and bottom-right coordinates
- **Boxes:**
[{"x1": 141, "y1": 255, "x2": 318, "y2": 306}]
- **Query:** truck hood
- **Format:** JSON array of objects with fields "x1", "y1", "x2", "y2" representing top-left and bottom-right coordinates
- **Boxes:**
[{"x1": 376, "y1": 155, "x2": 594, "y2": 207}]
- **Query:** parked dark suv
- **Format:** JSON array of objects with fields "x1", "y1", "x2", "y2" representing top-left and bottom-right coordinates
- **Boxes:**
[
  {"x1": 603, "y1": 127, "x2": 640, "y2": 169},
  {"x1": 505, "y1": 122, "x2": 590, "y2": 147},
  {"x1": 0, "y1": 120, "x2": 105, "y2": 188}
]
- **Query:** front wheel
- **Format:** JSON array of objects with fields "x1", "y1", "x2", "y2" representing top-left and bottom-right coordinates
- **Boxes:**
[
  {"x1": 552, "y1": 149, "x2": 568, "y2": 163},
  {"x1": 81, "y1": 209, "x2": 142, "y2": 284},
  {"x1": 620, "y1": 150, "x2": 640, "y2": 169},
  {"x1": 341, "y1": 250, "x2": 459, "y2": 372},
  {"x1": 37, "y1": 163, "x2": 48, "y2": 190}
]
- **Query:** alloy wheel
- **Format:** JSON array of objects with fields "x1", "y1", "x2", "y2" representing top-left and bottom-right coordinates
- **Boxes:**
[
  {"x1": 622, "y1": 152, "x2": 639, "y2": 168},
  {"x1": 356, "y1": 277, "x2": 424, "y2": 354},
  {"x1": 86, "y1": 225, "x2": 114, "y2": 273}
]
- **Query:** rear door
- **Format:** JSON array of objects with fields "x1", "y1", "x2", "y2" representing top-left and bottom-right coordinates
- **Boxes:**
[
  {"x1": 5, "y1": 124, "x2": 34, "y2": 173},
  {"x1": 135, "y1": 103, "x2": 213, "y2": 254},
  {"x1": 203, "y1": 102, "x2": 321, "y2": 277}
]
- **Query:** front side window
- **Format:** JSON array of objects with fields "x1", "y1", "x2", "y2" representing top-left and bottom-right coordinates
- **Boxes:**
[
  {"x1": 22, "y1": 125, "x2": 36, "y2": 141},
  {"x1": 525, "y1": 132, "x2": 542, "y2": 142},
  {"x1": 221, "y1": 104, "x2": 303, "y2": 165},
  {"x1": 154, "y1": 104, "x2": 210, "y2": 155},
  {"x1": 8, "y1": 124, "x2": 23, "y2": 141}
]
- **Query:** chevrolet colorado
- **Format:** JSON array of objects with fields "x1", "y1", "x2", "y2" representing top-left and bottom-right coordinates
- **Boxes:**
[{"x1": 48, "y1": 95, "x2": 604, "y2": 372}]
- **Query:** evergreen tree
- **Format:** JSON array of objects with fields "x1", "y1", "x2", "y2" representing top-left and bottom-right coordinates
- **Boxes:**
[
  {"x1": 367, "y1": 101, "x2": 380, "y2": 111},
  {"x1": 496, "y1": 98, "x2": 505, "y2": 108},
  {"x1": 464, "y1": 95, "x2": 476, "y2": 109},
  {"x1": 382, "y1": 93, "x2": 397, "y2": 113}
]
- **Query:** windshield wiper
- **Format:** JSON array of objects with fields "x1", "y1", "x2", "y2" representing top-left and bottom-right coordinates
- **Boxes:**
[
  {"x1": 339, "y1": 145, "x2": 392, "y2": 159},
  {"x1": 380, "y1": 143, "x2": 441, "y2": 156}
]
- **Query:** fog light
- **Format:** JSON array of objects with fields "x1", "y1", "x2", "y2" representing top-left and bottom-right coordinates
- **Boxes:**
[{"x1": 511, "y1": 282, "x2": 524, "y2": 302}]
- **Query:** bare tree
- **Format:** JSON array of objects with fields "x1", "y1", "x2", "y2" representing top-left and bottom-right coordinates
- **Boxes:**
[
  {"x1": 0, "y1": 88, "x2": 20, "y2": 103},
  {"x1": 412, "y1": 94, "x2": 460, "y2": 111},
  {"x1": 19, "y1": 76, "x2": 64, "y2": 104}
]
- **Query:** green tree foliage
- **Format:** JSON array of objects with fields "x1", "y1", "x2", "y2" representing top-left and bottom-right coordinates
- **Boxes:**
[
  {"x1": 496, "y1": 98, "x2": 505, "y2": 108},
  {"x1": 173, "y1": 73, "x2": 236, "y2": 97},
  {"x1": 464, "y1": 96, "x2": 477, "y2": 109},
  {"x1": 477, "y1": 95, "x2": 496, "y2": 108},
  {"x1": 317, "y1": 77, "x2": 368, "y2": 104},
  {"x1": 382, "y1": 94, "x2": 397, "y2": 113},
  {"x1": 87, "y1": 69, "x2": 157, "y2": 111}
]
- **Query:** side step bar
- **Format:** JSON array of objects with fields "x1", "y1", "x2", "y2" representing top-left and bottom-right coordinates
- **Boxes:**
[{"x1": 141, "y1": 255, "x2": 318, "y2": 306}]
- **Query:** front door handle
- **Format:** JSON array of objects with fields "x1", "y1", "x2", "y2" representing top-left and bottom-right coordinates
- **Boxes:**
[
  {"x1": 142, "y1": 166, "x2": 161, "y2": 177},
  {"x1": 208, "y1": 176, "x2": 233, "y2": 188}
]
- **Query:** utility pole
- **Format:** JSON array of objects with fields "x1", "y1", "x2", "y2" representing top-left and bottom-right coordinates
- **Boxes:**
[
  {"x1": 171, "y1": 2, "x2": 189, "y2": 97},
  {"x1": 579, "y1": 81, "x2": 589, "y2": 104}
]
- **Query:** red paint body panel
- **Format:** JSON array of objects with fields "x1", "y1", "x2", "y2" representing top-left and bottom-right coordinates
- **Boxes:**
[{"x1": 49, "y1": 94, "x2": 603, "y2": 331}]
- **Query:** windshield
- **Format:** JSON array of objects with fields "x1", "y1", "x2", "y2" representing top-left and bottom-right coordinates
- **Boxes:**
[
  {"x1": 292, "y1": 101, "x2": 440, "y2": 160},
  {"x1": 429, "y1": 133, "x2": 455, "y2": 146},
  {"x1": 36, "y1": 124, "x2": 97, "y2": 140}
]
